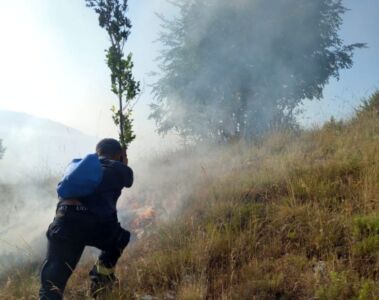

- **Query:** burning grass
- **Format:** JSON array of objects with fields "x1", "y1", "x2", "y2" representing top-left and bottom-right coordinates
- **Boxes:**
[{"x1": 1, "y1": 92, "x2": 379, "y2": 299}]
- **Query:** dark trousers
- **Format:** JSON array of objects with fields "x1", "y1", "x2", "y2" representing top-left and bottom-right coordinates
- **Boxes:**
[{"x1": 39, "y1": 205, "x2": 130, "y2": 300}]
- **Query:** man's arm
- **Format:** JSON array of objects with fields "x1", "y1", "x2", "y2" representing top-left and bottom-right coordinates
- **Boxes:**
[
  {"x1": 120, "y1": 148, "x2": 133, "y2": 187},
  {"x1": 121, "y1": 165, "x2": 133, "y2": 188},
  {"x1": 121, "y1": 147, "x2": 129, "y2": 166}
]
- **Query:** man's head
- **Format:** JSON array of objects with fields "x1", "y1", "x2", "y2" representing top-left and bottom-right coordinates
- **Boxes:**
[{"x1": 96, "y1": 138, "x2": 123, "y2": 161}]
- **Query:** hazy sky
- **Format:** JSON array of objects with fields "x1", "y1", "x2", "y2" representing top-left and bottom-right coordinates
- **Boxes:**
[{"x1": 0, "y1": 0, "x2": 378, "y2": 140}]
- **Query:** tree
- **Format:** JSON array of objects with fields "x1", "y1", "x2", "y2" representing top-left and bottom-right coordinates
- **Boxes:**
[
  {"x1": 0, "y1": 139, "x2": 5, "y2": 160},
  {"x1": 86, "y1": 0, "x2": 140, "y2": 148},
  {"x1": 151, "y1": 0, "x2": 365, "y2": 142}
]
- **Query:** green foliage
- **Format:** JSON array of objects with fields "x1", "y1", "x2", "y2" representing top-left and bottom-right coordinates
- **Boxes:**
[
  {"x1": 324, "y1": 117, "x2": 344, "y2": 133},
  {"x1": 356, "y1": 91, "x2": 379, "y2": 117},
  {"x1": 316, "y1": 275, "x2": 379, "y2": 300},
  {"x1": 151, "y1": 0, "x2": 365, "y2": 142},
  {"x1": 0, "y1": 139, "x2": 5, "y2": 160},
  {"x1": 111, "y1": 106, "x2": 136, "y2": 145},
  {"x1": 353, "y1": 216, "x2": 379, "y2": 240},
  {"x1": 353, "y1": 236, "x2": 379, "y2": 257},
  {"x1": 86, "y1": 0, "x2": 140, "y2": 147},
  {"x1": 315, "y1": 272, "x2": 351, "y2": 300},
  {"x1": 357, "y1": 280, "x2": 379, "y2": 300},
  {"x1": 352, "y1": 216, "x2": 379, "y2": 276}
]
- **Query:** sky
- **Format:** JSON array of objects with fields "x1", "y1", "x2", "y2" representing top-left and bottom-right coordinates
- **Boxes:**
[{"x1": 0, "y1": 0, "x2": 378, "y2": 142}]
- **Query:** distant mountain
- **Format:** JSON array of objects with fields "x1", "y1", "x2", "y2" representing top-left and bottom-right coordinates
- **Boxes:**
[{"x1": 0, "y1": 110, "x2": 96, "y2": 182}]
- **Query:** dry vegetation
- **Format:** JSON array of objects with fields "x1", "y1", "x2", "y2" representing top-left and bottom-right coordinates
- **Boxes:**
[{"x1": 1, "y1": 92, "x2": 379, "y2": 299}]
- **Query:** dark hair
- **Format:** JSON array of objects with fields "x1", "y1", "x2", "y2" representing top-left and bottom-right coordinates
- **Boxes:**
[{"x1": 96, "y1": 138, "x2": 122, "y2": 158}]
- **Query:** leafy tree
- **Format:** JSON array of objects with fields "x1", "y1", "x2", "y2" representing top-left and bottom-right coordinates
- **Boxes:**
[
  {"x1": 151, "y1": 0, "x2": 365, "y2": 142},
  {"x1": 0, "y1": 139, "x2": 5, "y2": 160},
  {"x1": 86, "y1": 0, "x2": 140, "y2": 148}
]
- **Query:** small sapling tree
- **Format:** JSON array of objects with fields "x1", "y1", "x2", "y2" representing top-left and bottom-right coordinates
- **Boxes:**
[{"x1": 86, "y1": 0, "x2": 140, "y2": 149}]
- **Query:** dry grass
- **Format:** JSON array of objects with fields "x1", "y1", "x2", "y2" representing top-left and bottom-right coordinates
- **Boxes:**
[{"x1": 1, "y1": 92, "x2": 379, "y2": 299}]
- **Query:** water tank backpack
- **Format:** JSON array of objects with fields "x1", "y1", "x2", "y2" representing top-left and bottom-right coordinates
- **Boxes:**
[{"x1": 57, "y1": 154, "x2": 103, "y2": 199}]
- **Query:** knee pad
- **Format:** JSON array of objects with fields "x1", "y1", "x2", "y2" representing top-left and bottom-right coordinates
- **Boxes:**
[{"x1": 116, "y1": 228, "x2": 130, "y2": 250}]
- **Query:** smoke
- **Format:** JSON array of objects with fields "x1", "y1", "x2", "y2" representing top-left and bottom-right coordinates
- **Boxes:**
[
  {"x1": 151, "y1": 0, "x2": 363, "y2": 140},
  {"x1": 0, "y1": 179, "x2": 56, "y2": 268},
  {"x1": 0, "y1": 111, "x2": 94, "y2": 273},
  {"x1": 0, "y1": 134, "x2": 228, "y2": 276},
  {"x1": 0, "y1": 109, "x2": 192, "y2": 274},
  {"x1": 0, "y1": 0, "x2": 367, "y2": 278}
]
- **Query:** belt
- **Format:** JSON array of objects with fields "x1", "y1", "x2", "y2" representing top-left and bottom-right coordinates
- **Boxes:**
[
  {"x1": 57, "y1": 199, "x2": 89, "y2": 215},
  {"x1": 60, "y1": 199, "x2": 83, "y2": 206},
  {"x1": 55, "y1": 205, "x2": 117, "y2": 223}
]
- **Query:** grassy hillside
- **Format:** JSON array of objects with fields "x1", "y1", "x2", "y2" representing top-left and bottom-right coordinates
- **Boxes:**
[{"x1": 1, "y1": 92, "x2": 379, "y2": 299}]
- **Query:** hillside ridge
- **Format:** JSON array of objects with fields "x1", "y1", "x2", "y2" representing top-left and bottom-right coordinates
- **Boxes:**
[{"x1": 1, "y1": 92, "x2": 379, "y2": 299}]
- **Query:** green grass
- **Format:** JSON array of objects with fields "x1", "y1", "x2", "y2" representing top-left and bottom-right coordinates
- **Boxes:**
[{"x1": 1, "y1": 92, "x2": 379, "y2": 299}]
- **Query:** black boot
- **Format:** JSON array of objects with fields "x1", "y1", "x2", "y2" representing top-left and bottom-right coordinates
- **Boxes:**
[{"x1": 89, "y1": 264, "x2": 118, "y2": 299}]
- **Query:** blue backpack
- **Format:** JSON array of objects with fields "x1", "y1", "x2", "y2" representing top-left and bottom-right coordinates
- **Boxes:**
[{"x1": 57, "y1": 154, "x2": 103, "y2": 199}]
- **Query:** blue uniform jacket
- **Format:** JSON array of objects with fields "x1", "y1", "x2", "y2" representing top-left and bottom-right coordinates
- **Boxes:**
[{"x1": 59, "y1": 157, "x2": 133, "y2": 218}]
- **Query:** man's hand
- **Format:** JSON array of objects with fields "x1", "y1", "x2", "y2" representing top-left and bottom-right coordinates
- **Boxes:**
[{"x1": 122, "y1": 147, "x2": 128, "y2": 166}]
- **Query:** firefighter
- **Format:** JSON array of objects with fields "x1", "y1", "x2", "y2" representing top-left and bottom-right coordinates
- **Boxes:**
[{"x1": 39, "y1": 138, "x2": 133, "y2": 299}]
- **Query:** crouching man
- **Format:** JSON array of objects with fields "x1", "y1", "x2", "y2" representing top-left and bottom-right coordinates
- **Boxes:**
[{"x1": 39, "y1": 138, "x2": 133, "y2": 299}]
